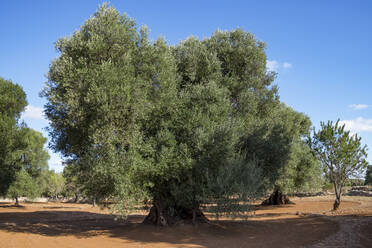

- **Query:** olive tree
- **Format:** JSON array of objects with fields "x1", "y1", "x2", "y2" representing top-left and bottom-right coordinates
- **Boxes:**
[
  {"x1": 264, "y1": 105, "x2": 323, "y2": 204},
  {"x1": 245, "y1": 103, "x2": 322, "y2": 205},
  {"x1": 0, "y1": 77, "x2": 27, "y2": 195},
  {"x1": 62, "y1": 163, "x2": 85, "y2": 202},
  {"x1": 42, "y1": 4, "x2": 309, "y2": 225},
  {"x1": 21, "y1": 128, "x2": 50, "y2": 178},
  {"x1": 310, "y1": 120, "x2": 368, "y2": 210},
  {"x1": 0, "y1": 77, "x2": 50, "y2": 202},
  {"x1": 7, "y1": 169, "x2": 39, "y2": 205}
]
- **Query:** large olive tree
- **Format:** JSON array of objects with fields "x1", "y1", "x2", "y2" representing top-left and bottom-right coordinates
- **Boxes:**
[{"x1": 42, "y1": 4, "x2": 310, "y2": 225}]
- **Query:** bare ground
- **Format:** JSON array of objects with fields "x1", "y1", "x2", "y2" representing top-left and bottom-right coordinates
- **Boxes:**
[{"x1": 0, "y1": 196, "x2": 371, "y2": 248}]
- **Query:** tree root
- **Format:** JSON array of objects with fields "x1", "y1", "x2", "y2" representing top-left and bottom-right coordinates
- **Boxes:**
[
  {"x1": 261, "y1": 190, "x2": 295, "y2": 205},
  {"x1": 143, "y1": 203, "x2": 209, "y2": 226}
]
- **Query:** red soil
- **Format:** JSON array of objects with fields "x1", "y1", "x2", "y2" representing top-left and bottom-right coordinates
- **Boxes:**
[{"x1": 0, "y1": 196, "x2": 371, "y2": 248}]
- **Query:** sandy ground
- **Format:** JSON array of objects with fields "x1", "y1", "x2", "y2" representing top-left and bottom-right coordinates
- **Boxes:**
[{"x1": 0, "y1": 196, "x2": 371, "y2": 248}]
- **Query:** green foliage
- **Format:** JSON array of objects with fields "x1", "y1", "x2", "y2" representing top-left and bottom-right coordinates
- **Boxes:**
[
  {"x1": 272, "y1": 106, "x2": 322, "y2": 195},
  {"x1": 37, "y1": 170, "x2": 65, "y2": 198},
  {"x1": 311, "y1": 120, "x2": 368, "y2": 184},
  {"x1": 365, "y1": 165, "x2": 372, "y2": 185},
  {"x1": 0, "y1": 77, "x2": 50, "y2": 199},
  {"x1": 202, "y1": 159, "x2": 263, "y2": 219},
  {"x1": 8, "y1": 127, "x2": 50, "y2": 199},
  {"x1": 344, "y1": 178, "x2": 364, "y2": 187},
  {"x1": 244, "y1": 103, "x2": 320, "y2": 194},
  {"x1": 42, "y1": 4, "x2": 316, "y2": 219},
  {"x1": 310, "y1": 120, "x2": 368, "y2": 209},
  {"x1": 0, "y1": 77, "x2": 27, "y2": 195},
  {"x1": 7, "y1": 169, "x2": 39, "y2": 201},
  {"x1": 62, "y1": 163, "x2": 85, "y2": 200},
  {"x1": 323, "y1": 182, "x2": 333, "y2": 191},
  {"x1": 17, "y1": 128, "x2": 51, "y2": 200},
  {"x1": 48, "y1": 171, "x2": 65, "y2": 198},
  {"x1": 0, "y1": 77, "x2": 27, "y2": 119},
  {"x1": 276, "y1": 139, "x2": 323, "y2": 194},
  {"x1": 21, "y1": 128, "x2": 50, "y2": 177}
]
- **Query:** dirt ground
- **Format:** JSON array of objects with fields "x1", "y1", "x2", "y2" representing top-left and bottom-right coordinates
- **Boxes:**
[{"x1": 0, "y1": 196, "x2": 371, "y2": 248}]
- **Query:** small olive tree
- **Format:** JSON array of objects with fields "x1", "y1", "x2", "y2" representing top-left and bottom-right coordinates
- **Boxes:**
[
  {"x1": 310, "y1": 120, "x2": 368, "y2": 210},
  {"x1": 7, "y1": 169, "x2": 39, "y2": 206}
]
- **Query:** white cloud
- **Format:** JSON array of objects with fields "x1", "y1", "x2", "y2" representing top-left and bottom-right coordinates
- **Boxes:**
[
  {"x1": 283, "y1": 62, "x2": 292, "y2": 69},
  {"x1": 266, "y1": 60, "x2": 279, "y2": 72},
  {"x1": 23, "y1": 105, "x2": 45, "y2": 120},
  {"x1": 349, "y1": 104, "x2": 369, "y2": 110},
  {"x1": 340, "y1": 117, "x2": 372, "y2": 134},
  {"x1": 48, "y1": 152, "x2": 64, "y2": 173},
  {"x1": 266, "y1": 60, "x2": 292, "y2": 72}
]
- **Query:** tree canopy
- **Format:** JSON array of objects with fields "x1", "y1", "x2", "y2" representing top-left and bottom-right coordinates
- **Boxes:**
[
  {"x1": 0, "y1": 77, "x2": 50, "y2": 202},
  {"x1": 42, "y1": 4, "x2": 321, "y2": 224},
  {"x1": 0, "y1": 77, "x2": 27, "y2": 195},
  {"x1": 7, "y1": 169, "x2": 39, "y2": 205},
  {"x1": 21, "y1": 128, "x2": 50, "y2": 178},
  {"x1": 310, "y1": 120, "x2": 368, "y2": 210}
]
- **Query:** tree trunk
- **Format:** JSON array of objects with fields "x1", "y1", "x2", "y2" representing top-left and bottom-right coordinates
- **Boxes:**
[
  {"x1": 333, "y1": 184, "x2": 342, "y2": 210},
  {"x1": 74, "y1": 193, "x2": 79, "y2": 203},
  {"x1": 15, "y1": 197, "x2": 19, "y2": 206},
  {"x1": 261, "y1": 189, "x2": 294, "y2": 205},
  {"x1": 192, "y1": 208, "x2": 196, "y2": 225},
  {"x1": 143, "y1": 199, "x2": 209, "y2": 226}
]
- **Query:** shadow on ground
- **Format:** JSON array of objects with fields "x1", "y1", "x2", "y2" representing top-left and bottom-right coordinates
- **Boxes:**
[
  {"x1": 0, "y1": 205, "x2": 25, "y2": 209},
  {"x1": 0, "y1": 206, "x2": 355, "y2": 248}
]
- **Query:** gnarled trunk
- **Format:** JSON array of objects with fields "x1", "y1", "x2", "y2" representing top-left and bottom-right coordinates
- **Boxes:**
[
  {"x1": 333, "y1": 183, "x2": 342, "y2": 210},
  {"x1": 261, "y1": 189, "x2": 294, "y2": 205},
  {"x1": 143, "y1": 199, "x2": 208, "y2": 226},
  {"x1": 15, "y1": 197, "x2": 19, "y2": 206}
]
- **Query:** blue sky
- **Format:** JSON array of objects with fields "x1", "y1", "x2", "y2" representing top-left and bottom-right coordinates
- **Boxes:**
[{"x1": 1, "y1": 0, "x2": 371, "y2": 172}]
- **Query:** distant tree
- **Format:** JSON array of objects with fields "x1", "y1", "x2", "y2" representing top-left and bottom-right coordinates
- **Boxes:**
[
  {"x1": 344, "y1": 178, "x2": 364, "y2": 187},
  {"x1": 0, "y1": 77, "x2": 27, "y2": 195},
  {"x1": 48, "y1": 171, "x2": 65, "y2": 199},
  {"x1": 0, "y1": 77, "x2": 50, "y2": 201},
  {"x1": 365, "y1": 165, "x2": 372, "y2": 185},
  {"x1": 310, "y1": 120, "x2": 368, "y2": 210},
  {"x1": 7, "y1": 169, "x2": 38, "y2": 205},
  {"x1": 9, "y1": 127, "x2": 50, "y2": 202},
  {"x1": 260, "y1": 105, "x2": 322, "y2": 205},
  {"x1": 36, "y1": 169, "x2": 52, "y2": 197},
  {"x1": 63, "y1": 163, "x2": 85, "y2": 202},
  {"x1": 275, "y1": 140, "x2": 323, "y2": 194},
  {"x1": 39, "y1": 170, "x2": 65, "y2": 199},
  {"x1": 21, "y1": 128, "x2": 50, "y2": 178}
]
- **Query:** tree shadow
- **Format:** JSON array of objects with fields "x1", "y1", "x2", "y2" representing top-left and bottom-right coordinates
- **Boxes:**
[
  {"x1": 0, "y1": 210, "x2": 133, "y2": 238},
  {"x1": 0, "y1": 207, "x2": 355, "y2": 247},
  {"x1": 252, "y1": 203, "x2": 297, "y2": 210},
  {"x1": 201, "y1": 202, "x2": 296, "y2": 215},
  {"x1": 41, "y1": 206, "x2": 82, "y2": 209},
  {"x1": 0, "y1": 204, "x2": 25, "y2": 209}
]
